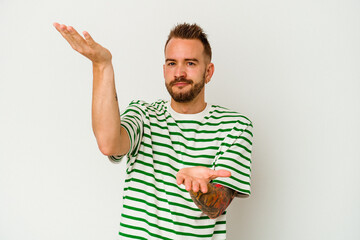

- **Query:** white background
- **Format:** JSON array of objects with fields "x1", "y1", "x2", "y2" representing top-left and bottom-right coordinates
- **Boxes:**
[{"x1": 1, "y1": 0, "x2": 359, "y2": 239}]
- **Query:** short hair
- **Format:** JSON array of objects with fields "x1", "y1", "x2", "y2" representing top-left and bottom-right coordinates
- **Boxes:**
[{"x1": 165, "y1": 23, "x2": 212, "y2": 61}]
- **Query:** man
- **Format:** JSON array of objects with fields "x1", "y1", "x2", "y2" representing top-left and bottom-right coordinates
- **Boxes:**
[{"x1": 53, "y1": 22, "x2": 253, "y2": 239}]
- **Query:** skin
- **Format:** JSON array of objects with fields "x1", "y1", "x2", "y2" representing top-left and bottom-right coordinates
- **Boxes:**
[
  {"x1": 190, "y1": 183, "x2": 237, "y2": 219},
  {"x1": 165, "y1": 38, "x2": 236, "y2": 218},
  {"x1": 53, "y1": 23, "x2": 236, "y2": 219},
  {"x1": 53, "y1": 22, "x2": 130, "y2": 156},
  {"x1": 164, "y1": 38, "x2": 214, "y2": 114}
]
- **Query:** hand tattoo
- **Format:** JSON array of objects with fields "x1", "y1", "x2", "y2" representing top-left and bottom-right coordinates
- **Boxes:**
[{"x1": 190, "y1": 183, "x2": 236, "y2": 219}]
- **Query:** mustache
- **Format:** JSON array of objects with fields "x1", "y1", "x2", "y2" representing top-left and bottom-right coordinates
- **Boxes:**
[{"x1": 170, "y1": 77, "x2": 193, "y2": 87}]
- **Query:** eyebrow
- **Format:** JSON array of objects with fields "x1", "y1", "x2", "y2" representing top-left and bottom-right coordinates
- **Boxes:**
[{"x1": 165, "y1": 58, "x2": 199, "y2": 62}]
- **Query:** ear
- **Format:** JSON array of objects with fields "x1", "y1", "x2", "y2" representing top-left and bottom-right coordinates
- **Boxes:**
[
  {"x1": 163, "y1": 64, "x2": 165, "y2": 78},
  {"x1": 205, "y1": 63, "x2": 214, "y2": 84}
]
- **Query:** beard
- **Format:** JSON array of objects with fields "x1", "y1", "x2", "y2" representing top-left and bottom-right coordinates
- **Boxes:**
[{"x1": 165, "y1": 73, "x2": 206, "y2": 103}]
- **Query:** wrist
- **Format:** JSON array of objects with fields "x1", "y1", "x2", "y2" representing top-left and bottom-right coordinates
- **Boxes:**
[{"x1": 92, "y1": 61, "x2": 113, "y2": 70}]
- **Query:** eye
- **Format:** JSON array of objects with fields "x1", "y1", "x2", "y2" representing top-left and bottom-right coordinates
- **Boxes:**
[
  {"x1": 167, "y1": 62, "x2": 175, "y2": 66},
  {"x1": 187, "y1": 62, "x2": 195, "y2": 66}
]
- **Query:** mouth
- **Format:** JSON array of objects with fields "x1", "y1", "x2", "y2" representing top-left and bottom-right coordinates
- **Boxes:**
[
  {"x1": 174, "y1": 82, "x2": 190, "y2": 87},
  {"x1": 170, "y1": 78, "x2": 193, "y2": 88}
]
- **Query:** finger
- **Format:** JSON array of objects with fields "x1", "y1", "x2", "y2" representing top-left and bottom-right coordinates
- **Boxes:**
[
  {"x1": 54, "y1": 24, "x2": 77, "y2": 48},
  {"x1": 53, "y1": 22, "x2": 60, "y2": 29},
  {"x1": 53, "y1": 24, "x2": 86, "y2": 52},
  {"x1": 67, "y1": 26, "x2": 87, "y2": 46},
  {"x1": 209, "y1": 169, "x2": 231, "y2": 180},
  {"x1": 53, "y1": 22, "x2": 67, "y2": 35},
  {"x1": 192, "y1": 181, "x2": 200, "y2": 193},
  {"x1": 176, "y1": 174, "x2": 184, "y2": 185},
  {"x1": 184, "y1": 178, "x2": 192, "y2": 191},
  {"x1": 83, "y1": 31, "x2": 96, "y2": 47},
  {"x1": 65, "y1": 26, "x2": 89, "y2": 52},
  {"x1": 200, "y1": 182, "x2": 208, "y2": 193}
]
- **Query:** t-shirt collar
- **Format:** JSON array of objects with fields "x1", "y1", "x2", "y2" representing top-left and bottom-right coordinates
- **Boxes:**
[{"x1": 165, "y1": 100, "x2": 211, "y2": 121}]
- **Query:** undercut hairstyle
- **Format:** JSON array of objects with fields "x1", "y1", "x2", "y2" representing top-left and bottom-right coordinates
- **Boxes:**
[{"x1": 165, "y1": 23, "x2": 212, "y2": 61}]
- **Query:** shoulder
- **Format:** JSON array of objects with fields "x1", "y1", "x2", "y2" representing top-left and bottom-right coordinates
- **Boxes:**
[
  {"x1": 126, "y1": 99, "x2": 168, "y2": 114},
  {"x1": 210, "y1": 104, "x2": 253, "y2": 128}
]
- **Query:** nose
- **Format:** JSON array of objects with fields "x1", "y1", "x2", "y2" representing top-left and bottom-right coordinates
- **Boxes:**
[{"x1": 174, "y1": 64, "x2": 187, "y2": 79}]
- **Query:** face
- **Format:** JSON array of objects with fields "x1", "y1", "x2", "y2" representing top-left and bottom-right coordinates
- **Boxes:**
[{"x1": 163, "y1": 38, "x2": 214, "y2": 103}]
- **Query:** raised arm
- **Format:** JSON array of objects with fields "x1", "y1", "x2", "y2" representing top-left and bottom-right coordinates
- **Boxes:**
[
  {"x1": 53, "y1": 23, "x2": 130, "y2": 156},
  {"x1": 176, "y1": 166, "x2": 236, "y2": 219}
]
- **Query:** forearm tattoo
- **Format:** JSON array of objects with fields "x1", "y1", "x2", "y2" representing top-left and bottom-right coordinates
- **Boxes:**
[{"x1": 189, "y1": 183, "x2": 236, "y2": 219}]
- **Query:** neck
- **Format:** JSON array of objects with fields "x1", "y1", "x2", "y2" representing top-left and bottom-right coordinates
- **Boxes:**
[{"x1": 170, "y1": 92, "x2": 207, "y2": 114}]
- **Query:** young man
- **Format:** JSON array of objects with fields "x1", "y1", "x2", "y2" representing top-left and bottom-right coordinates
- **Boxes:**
[{"x1": 53, "y1": 22, "x2": 253, "y2": 239}]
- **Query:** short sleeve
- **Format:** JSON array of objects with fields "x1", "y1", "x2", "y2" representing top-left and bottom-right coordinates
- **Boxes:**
[
  {"x1": 212, "y1": 121, "x2": 253, "y2": 197},
  {"x1": 108, "y1": 101, "x2": 146, "y2": 163}
]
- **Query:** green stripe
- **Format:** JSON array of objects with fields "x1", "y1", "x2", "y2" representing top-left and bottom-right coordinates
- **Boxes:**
[
  {"x1": 175, "y1": 118, "x2": 251, "y2": 127},
  {"x1": 121, "y1": 214, "x2": 214, "y2": 238},
  {"x1": 123, "y1": 204, "x2": 215, "y2": 229},
  {"x1": 123, "y1": 113, "x2": 142, "y2": 124},
  {"x1": 142, "y1": 142, "x2": 215, "y2": 159},
  {"x1": 120, "y1": 222, "x2": 172, "y2": 240},
  {"x1": 229, "y1": 175, "x2": 251, "y2": 186},
  {"x1": 128, "y1": 167, "x2": 179, "y2": 186},
  {"x1": 219, "y1": 151, "x2": 251, "y2": 163},
  {"x1": 123, "y1": 104, "x2": 146, "y2": 116},
  {"x1": 226, "y1": 144, "x2": 252, "y2": 154},
  {"x1": 228, "y1": 134, "x2": 252, "y2": 145},
  {"x1": 122, "y1": 117, "x2": 137, "y2": 136},
  {"x1": 128, "y1": 167, "x2": 185, "y2": 192},
  {"x1": 125, "y1": 177, "x2": 192, "y2": 202},
  {"x1": 146, "y1": 112, "x2": 250, "y2": 127},
  {"x1": 211, "y1": 179, "x2": 251, "y2": 195},
  {"x1": 146, "y1": 134, "x2": 251, "y2": 154},
  {"x1": 118, "y1": 232, "x2": 147, "y2": 240},
  {"x1": 150, "y1": 121, "x2": 252, "y2": 136},
  {"x1": 123, "y1": 196, "x2": 210, "y2": 220},
  {"x1": 123, "y1": 186, "x2": 201, "y2": 212},
  {"x1": 217, "y1": 156, "x2": 251, "y2": 168},
  {"x1": 120, "y1": 123, "x2": 133, "y2": 156},
  {"x1": 150, "y1": 131, "x2": 226, "y2": 142},
  {"x1": 143, "y1": 135, "x2": 219, "y2": 152},
  {"x1": 216, "y1": 163, "x2": 250, "y2": 178},
  {"x1": 128, "y1": 160, "x2": 179, "y2": 180},
  {"x1": 226, "y1": 148, "x2": 252, "y2": 160},
  {"x1": 153, "y1": 150, "x2": 212, "y2": 167},
  {"x1": 148, "y1": 130, "x2": 251, "y2": 146},
  {"x1": 212, "y1": 109, "x2": 237, "y2": 114}
]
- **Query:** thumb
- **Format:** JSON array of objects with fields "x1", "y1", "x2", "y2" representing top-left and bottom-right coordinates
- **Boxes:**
[{"x1": 209, "y1": 169, "x2": 231, "y2": 180}]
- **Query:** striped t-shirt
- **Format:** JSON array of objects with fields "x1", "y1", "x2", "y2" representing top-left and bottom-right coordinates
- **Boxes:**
[{"x1": 109, "y1": 99, "x2": 253, "y2": 240}]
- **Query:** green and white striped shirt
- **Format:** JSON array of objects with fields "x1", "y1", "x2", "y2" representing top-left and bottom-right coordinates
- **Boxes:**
[{"x1": 109, "y1": 100, "x2": 253, "y2": 240}]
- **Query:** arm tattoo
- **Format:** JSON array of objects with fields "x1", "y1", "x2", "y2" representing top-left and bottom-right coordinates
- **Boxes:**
[{"x1": 190, "y1": 183, "x2": 237, "y2": 219}]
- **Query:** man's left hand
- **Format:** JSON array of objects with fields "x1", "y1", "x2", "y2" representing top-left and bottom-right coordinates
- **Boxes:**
[{"x1": 176, "y1": 166, "x2": 231, "y2": 193}]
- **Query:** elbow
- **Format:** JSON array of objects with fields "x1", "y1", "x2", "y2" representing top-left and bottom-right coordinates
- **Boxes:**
[
  {"x1": 96, "y1": 137, "x2": 118, "y2": 156},
  {"x1": 207, "y1": 214, "x2": 221, "y2": 219},
  {"x1": 206, "y1": 208, "x2": 225, "y2": 219},
  {"x1": 96, "y1": 136, "x2": 127, "y2": 156},
  {"x1": 98, "y1": 144, "x2": 114, "y2": 156}
]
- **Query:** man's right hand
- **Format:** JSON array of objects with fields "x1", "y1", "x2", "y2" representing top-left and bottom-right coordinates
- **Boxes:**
[
  {"x1": 53, "y1": 22, "x2": 130, "y2": 157},
  {"x1": 53, "y1": 22, "x2": 112, "y2": 66}
]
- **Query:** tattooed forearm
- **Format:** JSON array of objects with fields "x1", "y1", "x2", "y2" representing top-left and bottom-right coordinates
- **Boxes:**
[{"x1": 190, "y1": 183, "x2": 236, "y2": 219}]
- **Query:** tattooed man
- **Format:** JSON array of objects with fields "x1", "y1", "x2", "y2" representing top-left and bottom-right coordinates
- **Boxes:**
[{"x1": 54, "y1": 22, "x2": 253, "y2": 239}]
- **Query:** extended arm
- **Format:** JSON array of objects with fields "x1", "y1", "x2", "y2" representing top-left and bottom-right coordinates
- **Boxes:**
[
  {"x1": 176, "y1": 166, "x2": 236, "y2": 219},
  {"x1": 53, "y1": 23, "x2": 130, "y2": 156}
]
